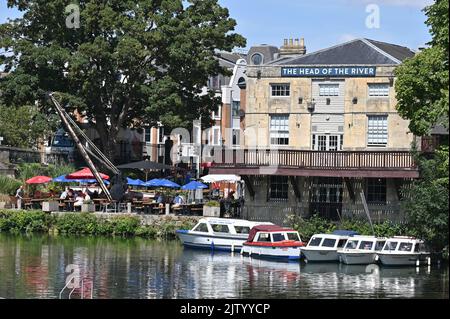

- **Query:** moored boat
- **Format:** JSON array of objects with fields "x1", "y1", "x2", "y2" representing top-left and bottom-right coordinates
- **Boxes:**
[
  {"x1": 337, "y1": 235, "x2": 386, "y2": 265},
  {"x1": 300, "y1": 230, "x2": 358, "y2": 262},
  {"x1": 241, "y1": 225, "x2": 304, "y2": 260},
  {"x1": 377, "y1": 236, "x2": 431, "y2": 266},
  {"x1": 176, "y1": 217, "x2": 273, "y2": 252}
]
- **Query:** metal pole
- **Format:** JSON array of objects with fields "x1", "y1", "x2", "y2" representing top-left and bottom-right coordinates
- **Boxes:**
[
  {"x1": 49, "y1": 93, "x2": 112, "y2": 201},
  {"x1": 360, "y1": 191, "x2": 375, "y2": 235}
]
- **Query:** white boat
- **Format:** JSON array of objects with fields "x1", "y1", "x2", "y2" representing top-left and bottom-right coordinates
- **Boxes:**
[
  {"x1": 337, "y1": 235, "x2": 387, "y2": 265},
  {"x1": 176, "y1": 217, "x2": 273, "y2": 252},
  {"x1": 377, "y1": 236, "x2": 431, "y2": 266},
  {"x1": 300, "y1": 230, "x2": 358, "y2": 262},
  {"x1": 241, "y1": 225, "x2": 304, "y2": 260}
]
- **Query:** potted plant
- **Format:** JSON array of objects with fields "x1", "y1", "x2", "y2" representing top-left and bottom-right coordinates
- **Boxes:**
[
  {"x1": 203, "y1": 200, "x2": 220, "y2": 217},
  {"x1": 42, "y1": 200, "x2": 59, "y2": 212},
  {"x1": 81, "y1": 199, "x2": 96, "y2": 212}
]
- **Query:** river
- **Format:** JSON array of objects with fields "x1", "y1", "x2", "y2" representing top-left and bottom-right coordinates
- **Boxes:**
[{"x1": 0, "y1": 234, "x2": 448, "y2": 299}]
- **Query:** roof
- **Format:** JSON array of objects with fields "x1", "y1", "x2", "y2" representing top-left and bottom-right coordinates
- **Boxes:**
[{"x1": 270, "y1": 38, "x2": 414, "y2": 66}]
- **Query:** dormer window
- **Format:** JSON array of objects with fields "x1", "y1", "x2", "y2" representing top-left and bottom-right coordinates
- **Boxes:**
[{"x1": 251, "y1": 53, "x2": 263, "y2": 65}]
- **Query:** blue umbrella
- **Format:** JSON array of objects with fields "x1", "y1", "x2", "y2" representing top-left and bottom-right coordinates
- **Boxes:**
[
  {"x1": 53, "y1": 175, "x2": 110, "y2": 184},
  {"x1": 127, "y1": 177, "x2": 145, "y2": 186},
  {"x1": 144, "y1": 178, "x2": 180, "y2": 188},
  {"x1": 181, "y1": 180, "x2": 208, "y2": 190},
  {"x1": 143, "y1": 178, "x2": 162, "y2": 187}
]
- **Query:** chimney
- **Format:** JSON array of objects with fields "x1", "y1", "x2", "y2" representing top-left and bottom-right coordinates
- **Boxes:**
[{"x1": 279, "y1": 37, "x2": 306, "y2": 56}]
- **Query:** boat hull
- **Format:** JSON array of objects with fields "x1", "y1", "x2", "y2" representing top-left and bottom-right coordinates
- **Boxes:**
[
  {"x1": 176, "y1": 230, "x2": 245, "y2": 252},
  {"x1": 338, "y1": 251, "x2": 377, "y2": 265},
  {"x1": 301, "y1": 248, "x2": 339, "y2": 262},
  {"x1": 242, "y1": 245, "x2": 301, "y2": 260},
  {"x1": 378, "y1": 253, "x2": 430, "y2": 266}
]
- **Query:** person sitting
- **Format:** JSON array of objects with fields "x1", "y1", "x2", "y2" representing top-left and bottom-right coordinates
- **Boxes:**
[
  {"x1": 73, "y1": 193, "x2": 85, "y2": 211},
  {"x1": 60, "y1": 187, "x2": 69, "y2": 199},
  {"x1": 172, "y1": 193, "x2": 185, "y2": 207}
]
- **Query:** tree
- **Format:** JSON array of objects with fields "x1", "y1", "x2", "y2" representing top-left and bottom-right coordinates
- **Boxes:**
[
  {"x1": 0, "y1": 104, "x2": 58, "y2": 148},
  {"x1": 395, "y1": 0, "x2": 449, "y2": 254},
  {"x1": 0, "y1": 0, "x2": 245, "y2": 160}
]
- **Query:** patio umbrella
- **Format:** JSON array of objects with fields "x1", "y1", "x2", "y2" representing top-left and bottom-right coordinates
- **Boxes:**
[
  {"x1": 26, "y1": 176, "x2": 52, "y2": 184},
  {"x1": 181, "y1": 181, "x2": 208, "y2": 190},
  {"x1": 66, "y1": 168, "x2": 109, "y2": 180},
  {"x1": 127, "y1": 177, "x2": 145, "y2": 186},
  {"x1": 53, "y1": 175, "x2": 109, "y2": 184},
  {"x1": 117, "y1": 160, "x2": 179, "y2": 181},
  {"x1": 144, "y1": 178, "x2": 180, "y2": 188},
  {"x1": 200, "y1": 174, "x2": 241, "y2": 183}
]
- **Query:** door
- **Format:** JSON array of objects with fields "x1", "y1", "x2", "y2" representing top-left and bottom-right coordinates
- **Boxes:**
[
  {"x1": 312, "y1": 134, "x2": 343, "y2": 151},
  {"x1": 309, "y1": 177, "x2": 343, "y2": 221}
]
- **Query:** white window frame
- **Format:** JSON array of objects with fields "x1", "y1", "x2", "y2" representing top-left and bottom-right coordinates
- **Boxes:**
[
  {"x1": 312, "y1": 134, "x2": 343, "y2": 151},
  {"x1": 319, "y1": 84, "x2": 339, "y2": 96},
  {"x1": 270, "y1": 115, "x2": 290, "y2": 146},
  {"x1": 270, "y1": 84, "x2": 290, "y2": 97},
  {"x1": 209, "y1": 126, "x2": 221, "y2": 146},
  {"x1": 367, "y1": 115, "x2": 388, "y2": 146},
  {"x1": 212, "y1": 105, "x2": 222, "y2": 120},
  {"x1": 368, "y1": 83, "x2": 390, "y2": 97}
]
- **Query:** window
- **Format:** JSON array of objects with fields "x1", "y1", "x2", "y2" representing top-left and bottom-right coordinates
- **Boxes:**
[
  {"x1": 144, "y1": 128, "x2": 151, "y2": 143},
  {"x1": 367, "y1": 115, "x2": 388, "y2": 146},
  {"x1": 212, "y1": 105, "x2": 221, "y2": 119},
  {"x1": 271, "y1": 84, "x2": 290, "y2": 97},
  {"x1": 232, "y1": 101, "x2": 240, "y2": 117},
  {"x1": 322, "y1": 238, "x2": 336, "y2": 247},
  {"x1": 399, "y1": 242, "x2": 413, "y2": 252},
  {"x1": 345, "y1": 240, "x2": 359, "y2": 249},
  {"x1": 375, "y1": 241, "x2": 385, "y2": 251},
  {"x1": 319, "y1": 84, "x2": 339, "y2": 96},
  {"x1": 312, "y1": 135, "x2": 343, "y2": 151},
  {"x1": 359, "y1": 241, "x2": 374, "y2": 250},
  {"x1": 235, "y1": 226, "x2": 250, "y2": 234},
  {"x1": 193, "y1": 223, "x2": 209, "y2": 233},
  {"x1": 268, "y1": 176, "x2": 288, "y2": 201},
  {"x1": 210, "y1": 127, "x2": 221, "y2": 146},
  {"x1": 383, "y1": 241, "x2": 398, "y2": 251},
  {"x1": 270, "y1": 115, "x2": 289, "y2": 145},
  {"x1": 158, "y1": 126, "x2": 165, "y2": 144},
  {"x1": 287, "y1": 233, "x2": 300, "y2": 241},
  {"x1": 337, "y1": 239, "x2": 347, "y2": 248},
  {"x1": 232, "y1": 129, "x2": 240, "y2": 147},
  {"x1": 257, "y1": 233, "x2": 271, "y2": 242},
  {"x1": 309, "y1": 237, "x2": 322, "y2": 246},
  {"x1": 367, "y1": 178, "x2": 387, "y2": 204},
  {"x1": 251, "y1": 53, "x2": 263, "y2": 65},
  {"x1": 211, "y1": 224, "x2": 230, "y2": 233},
  {"x1": 272, "y1": 233, "x2": 286, "y2": 242},
  {"x1": 368, "y1": 83, "x2": 389, "y2": 97}
]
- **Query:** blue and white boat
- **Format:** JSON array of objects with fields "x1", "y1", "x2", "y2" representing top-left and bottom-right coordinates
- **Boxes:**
[{"x1": 176, "y1": 218, "x2": 273, "y2": 252}]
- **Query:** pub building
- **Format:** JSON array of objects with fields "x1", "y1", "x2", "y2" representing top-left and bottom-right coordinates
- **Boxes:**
[{"x1": 209, "y1": 38, "x2": 421, "y2": 225}]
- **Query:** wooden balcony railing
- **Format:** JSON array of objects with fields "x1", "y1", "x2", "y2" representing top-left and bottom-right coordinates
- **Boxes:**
[{"x1": 209, "y1": 148, "x2": 419, "y2": 178}]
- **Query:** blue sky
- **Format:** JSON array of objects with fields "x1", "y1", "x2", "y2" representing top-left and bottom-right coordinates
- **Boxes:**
[{"x1": 1, "y1": 0, "x2": 433, "y2": 52}]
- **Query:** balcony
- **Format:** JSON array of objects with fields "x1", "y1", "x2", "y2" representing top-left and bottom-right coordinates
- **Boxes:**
[{"x1": 209, "y1": 148, "x2": 419, "y2": 178}]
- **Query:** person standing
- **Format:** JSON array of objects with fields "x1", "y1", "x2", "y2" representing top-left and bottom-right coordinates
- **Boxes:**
[{"x1": 15, "y1": 185, "x2": 24, "y2": 209}]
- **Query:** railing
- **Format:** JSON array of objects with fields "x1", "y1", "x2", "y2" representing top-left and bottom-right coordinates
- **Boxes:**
[
  {"x1": 212, "y1": 148, "x2": 417, "y2": 170},
  {"x1": 0, "y1": 146, "x2": 70, "y2": 165}
]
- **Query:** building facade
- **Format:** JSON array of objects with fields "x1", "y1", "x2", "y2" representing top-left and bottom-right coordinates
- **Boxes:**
[{"x1": 210, "y1": 38, "x2": 420, "y2": 225}]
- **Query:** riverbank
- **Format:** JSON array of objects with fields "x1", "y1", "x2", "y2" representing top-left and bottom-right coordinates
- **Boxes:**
[{"x1": 0, "y1": 209, "x2": 199, "y2": 240}]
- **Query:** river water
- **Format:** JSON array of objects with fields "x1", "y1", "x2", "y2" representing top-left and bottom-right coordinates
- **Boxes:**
[{"x1": 0, "y1": 234, "x2": 448, "y2": 299}]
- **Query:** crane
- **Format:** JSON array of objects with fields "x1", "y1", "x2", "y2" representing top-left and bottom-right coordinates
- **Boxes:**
[{"x1": 48, "y1": 92, "x2": 127, "y2": 202}]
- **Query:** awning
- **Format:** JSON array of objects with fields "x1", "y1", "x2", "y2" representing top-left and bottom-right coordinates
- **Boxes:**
[{"x1": 200, "y1": 174, "x2": 241, "y2": 183}]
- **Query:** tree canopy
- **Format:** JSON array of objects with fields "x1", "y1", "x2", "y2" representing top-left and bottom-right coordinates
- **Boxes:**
[{"x1": 0, "y1": 0, "x2": 246, "y2": 158}]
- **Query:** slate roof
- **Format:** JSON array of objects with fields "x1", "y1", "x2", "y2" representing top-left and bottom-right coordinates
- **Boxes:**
[{"x1": 270, "y1": 38, "x2": 415, "y2": 66}]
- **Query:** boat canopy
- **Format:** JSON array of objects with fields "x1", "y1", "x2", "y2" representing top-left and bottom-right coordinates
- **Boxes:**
[
  {"x1": 332, "y1": 230, "x2": 359, "y2": 236},
  {"x1": 247, "y1": 225, "x2": 295, "y2": 242}
]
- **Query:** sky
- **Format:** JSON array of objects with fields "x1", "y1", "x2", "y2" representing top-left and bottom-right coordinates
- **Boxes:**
[{"x1": 0, "y1": 0, "x2": 434, "y2": 53}]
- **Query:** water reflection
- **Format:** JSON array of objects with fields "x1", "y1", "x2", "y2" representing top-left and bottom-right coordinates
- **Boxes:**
[{"x1": 0, "y1": 234, "x2": 447, "y2": 299}]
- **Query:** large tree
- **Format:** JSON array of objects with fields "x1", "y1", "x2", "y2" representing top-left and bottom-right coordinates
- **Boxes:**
[
  {"x1": 0, "y1": 0, "x2": 245, "y2": 159},
  {"x1": 395, "y1": 0, "x2": 449, "y2": 254}
]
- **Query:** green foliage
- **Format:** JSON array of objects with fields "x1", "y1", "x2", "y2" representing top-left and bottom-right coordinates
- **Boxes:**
[
  {"x1": 204, "y1": 200, "x2": 220, "y2": 207},
  {"x1": 0, "y1": 104, "x2": 58, "y2": 148},
  {"x1": 394, "y1": 0, "x2": 449, "y2": 136},
  {"x1": 0, "y1": 175, "x2": 22, "y2": 196},
  {"x1": 286, "y1": 214, "x2": 336, "y2": 241},
  {"x1": 0, "y1": 0, "x2": 246, "y2": 157},
  {"x1": 0, "y1": 209, "x2": 198, "y2": 240}
]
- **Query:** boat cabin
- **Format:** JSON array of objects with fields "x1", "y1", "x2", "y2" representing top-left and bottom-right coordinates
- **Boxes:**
[
  {"x1": 343, "y1": 236, "x2": 386, "y2": 252},
  {"x1": 381, "y1": 236, "x2": 427, "y2": 253},
  {"x1": 190, "y1": 218, "x2": 272, "y2": 237},
  {"x1": 246, "y1": 225, "x2": 303, "y2": 245}
]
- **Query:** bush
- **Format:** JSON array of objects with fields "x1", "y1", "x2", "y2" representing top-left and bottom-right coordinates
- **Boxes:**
[
  {"x1": 0, "y1": 210, "x2": 54, "y2": 233},
  {"x1": 205, "y1": 200, "x2": 220, "y2": 207},
  {"x1": 0, "y1": 175, "x2": 22, "y2": 196},
  {"x1": 110, "y1": 216, "x2": 140, "y2": 236}
]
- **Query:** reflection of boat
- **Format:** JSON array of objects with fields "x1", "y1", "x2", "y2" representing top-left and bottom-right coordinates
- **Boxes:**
[
  {"x1": 176, "y1": 218, "x2": 272, "y2": 252},
  {"x1": 301, "y1": 230, "x2": 357, "y2": 262},
  {"x1": 338, "y1": 236, "x2": 386, "y2": 265},
  {"x1": 241, "y1": 225, "x2": 303, "y2": 260},
  {"x1": 377, "y1": 237, "x2": 431, "y2": 266}
]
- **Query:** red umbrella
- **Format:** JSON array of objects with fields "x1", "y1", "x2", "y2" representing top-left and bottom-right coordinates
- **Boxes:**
[
  {"x1": 66, "y1": 167, "x2": 109, "y2": 180},
  {"x1": 26, "y1": 176, "x2": 52, "y2": 184}
]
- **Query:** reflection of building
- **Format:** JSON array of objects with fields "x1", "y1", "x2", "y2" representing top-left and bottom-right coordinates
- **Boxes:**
[{"x1": 210, "y1": 38, "x2": 421, "y2": 224}]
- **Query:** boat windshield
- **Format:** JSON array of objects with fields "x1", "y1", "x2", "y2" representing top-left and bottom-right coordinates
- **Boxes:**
[
  {"x1": 383, "y1": 241, "x2": 398, "y2": 251},
  {"x1": 359, "y1": 241, "x2": 374, "y2": 250},
  {"x1": 398, "y1": 242, "x2": 413, "y2": 252},
  {"x1": 345, "y1": 240, "x2": 359, "y2": 250},
  {"x1": 308, "y1": 237, "x2": 322, "y2": 246},
  {"x1": 322, "y1": 238, "x2": 336, "y2": 248},
  {"x1": 193, "y1": 223, "x2": 209, "y2": 233},
  {"x1": 272, "y1": 233, "x2": 286, "y2": 242},
  {"x1": 287, "y1": 232, "x2": 300, "y2": 242}
]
